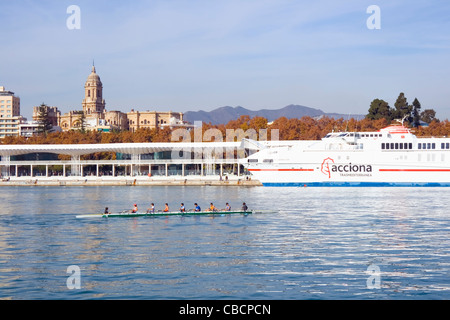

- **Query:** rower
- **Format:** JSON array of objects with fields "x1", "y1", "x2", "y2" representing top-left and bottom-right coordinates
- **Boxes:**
[
  {"x1": 194, "y1": 203, "x2": 201, "y2": 212},
  {"x1": 147, "y1": 203, "x2": 155, "y2": 213},
  {"x1": 164, "y1": 203, "x2": 169, "y2": 212},
  {"x1": 242, "y1": 202, "x2": 248, "y2": 212},
  {"x1": 180, "y1": 203, "x2": 186, "y2": 212},
  {"x1": 225, "y1": 203, "x2": 231, "y2": 211},
  {"x1": 104, "y1": 207, "x2": 110, "y2": 215},
  {"x1": 132, "y1": 204, "x2": 138, "y2": 213},
  {"x1": 209, "y1": 203, "x2": 217, "y2": 212}
]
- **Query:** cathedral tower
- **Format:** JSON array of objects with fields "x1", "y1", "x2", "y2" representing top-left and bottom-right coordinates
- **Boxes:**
[{"x1": 82, "y1": 64, "x2": 105, "y2": 115}]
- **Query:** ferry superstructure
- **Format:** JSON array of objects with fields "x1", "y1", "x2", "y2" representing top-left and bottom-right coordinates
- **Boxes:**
[{"x1": 244, "y1": 125, "x2": 450, "y2": 187}]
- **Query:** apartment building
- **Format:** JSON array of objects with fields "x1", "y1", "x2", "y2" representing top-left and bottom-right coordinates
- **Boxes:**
[{"x1": 0, "y1": 86, "x2": 21, "y2": 138}]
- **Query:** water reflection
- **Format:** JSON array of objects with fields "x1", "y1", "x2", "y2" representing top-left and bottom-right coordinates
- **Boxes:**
[{"x1": 0, "y1": 186, "x2": 449, "y2": 299}]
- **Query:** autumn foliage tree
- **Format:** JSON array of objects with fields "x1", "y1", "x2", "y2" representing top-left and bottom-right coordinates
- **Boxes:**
[{"x1": 2, "y1": 114, "x2": 450, "y2": 152}]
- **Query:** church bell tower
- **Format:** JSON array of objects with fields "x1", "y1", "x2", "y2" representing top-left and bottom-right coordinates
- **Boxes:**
[{"x1": 82, "y1": 63, "x2": 105, "y2": 115}]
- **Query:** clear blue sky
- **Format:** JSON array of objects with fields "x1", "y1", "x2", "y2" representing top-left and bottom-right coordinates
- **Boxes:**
[{"x1": 1, "y1": 0, "x2": 450, "y2": 120}]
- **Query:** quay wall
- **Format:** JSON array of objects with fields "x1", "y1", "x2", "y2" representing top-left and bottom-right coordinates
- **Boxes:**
[{"x1": 0, "y1": 176, "x2": 262, "y2": 187}]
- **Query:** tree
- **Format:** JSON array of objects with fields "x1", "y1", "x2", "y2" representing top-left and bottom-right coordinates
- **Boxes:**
[
  {"x1": 420, "y1": 109, "x2": 438, "y2": 124},
  {"x1": 248, "y1": 116, "x2": 268, "y2": 131},
  {"x1": 36, "y1": 103, "x2": 53, "y2": 136},
  {"x1": 367, "y1": 99, "x2": 392, "y2": 121},
  {"x1": 411, "y1": 98, "x2": 422, "y2": 127},
  {"x1": 393, "y1": 92, "x2": 412, "y2": 123},
  {"x1": 78, "y1": 112, "x2": 87, "y2": 133}
]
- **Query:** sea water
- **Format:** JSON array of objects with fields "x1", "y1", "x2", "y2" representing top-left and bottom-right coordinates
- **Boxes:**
[{"x1": 0, "y1": 186, "x2": 449, "y2": 299}]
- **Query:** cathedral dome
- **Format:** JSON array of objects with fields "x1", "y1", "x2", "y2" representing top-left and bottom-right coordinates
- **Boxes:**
[{"x1": 86, "y1": 65, "x2": 102, "y2": 86}]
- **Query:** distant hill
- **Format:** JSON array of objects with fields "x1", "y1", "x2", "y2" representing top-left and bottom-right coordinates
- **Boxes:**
[{"x1": 184, "y1": 105, "x2": 364, "y2": 125}]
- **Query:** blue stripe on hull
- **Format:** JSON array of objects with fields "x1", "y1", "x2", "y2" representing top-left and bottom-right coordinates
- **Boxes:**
[{"x1": 263, "y1": 182, "x2": 450, "y2": 187}]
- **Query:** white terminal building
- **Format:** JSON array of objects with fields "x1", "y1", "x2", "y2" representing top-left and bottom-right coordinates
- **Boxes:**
[{"x1": 0, "y1": 139, "x2": 292, "y2": 183}]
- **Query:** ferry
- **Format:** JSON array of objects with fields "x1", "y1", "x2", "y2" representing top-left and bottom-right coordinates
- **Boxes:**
[{"x1": 244, "y1": 124, "x2": 450, "y2": 187}]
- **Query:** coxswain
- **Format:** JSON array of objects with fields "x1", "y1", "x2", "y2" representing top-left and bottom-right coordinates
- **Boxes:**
[{"x1": 164, "y1": 203, "x2": 169, "y2": 212}]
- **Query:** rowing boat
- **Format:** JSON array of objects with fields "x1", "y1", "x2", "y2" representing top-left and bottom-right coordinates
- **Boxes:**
[{"x1": 76, "y1": 210, "x2": 276, "y2": 219}]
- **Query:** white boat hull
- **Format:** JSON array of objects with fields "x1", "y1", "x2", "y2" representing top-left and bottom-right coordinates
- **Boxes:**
[{"x1": 245, "y1": 126, "x2": 450, "y2": 187}]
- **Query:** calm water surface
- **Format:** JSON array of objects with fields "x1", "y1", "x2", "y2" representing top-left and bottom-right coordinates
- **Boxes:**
[{"x1": 0, "y1": 186, "x2": 449, "y2": 299}]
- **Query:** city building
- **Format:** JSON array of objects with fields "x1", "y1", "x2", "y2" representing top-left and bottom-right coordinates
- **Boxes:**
[
  {"x1": 127, "y1": 109, "x2": 185, "y2": 132},
  {"x1": 32, "y1": 105, "x2": 60, "y2": 127},
  {"x1": 18, "y1": 121, "x2": 41, "y2": 137},
  {"x1": 0, "y1": 116, "x2": 24, "y2": 139},
  {"x1": 0, "y1": 86, "x2": 20, "y2": 117},
  {"x1": 0, "y1": 139, "x2": 268, "y2": 181},
  {"x1": 54, "y1": 65, "x2": 185, "y2": 132},
  {"x1": 0, "y1": 86, "x2": 22, "y2": 138},
  {"x1": 3, "y1": 64, "x2": 187, "y2": 138}
]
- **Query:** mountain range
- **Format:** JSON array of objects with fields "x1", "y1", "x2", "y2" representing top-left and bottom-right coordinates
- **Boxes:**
[{"x1": 184, "y1": 105, "x2": 365, "y2": 125}]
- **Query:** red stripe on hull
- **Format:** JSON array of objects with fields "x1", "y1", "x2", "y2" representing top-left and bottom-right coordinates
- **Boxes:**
[
  {"x1": 248, "y1": 169, "x2": 314, "y2": 172},
  {"x1": 379, "y1": 169, "x2": 450, "y2": 172}
]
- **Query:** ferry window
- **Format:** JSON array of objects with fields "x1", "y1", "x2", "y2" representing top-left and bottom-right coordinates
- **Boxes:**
[
  {"x1": 391, "y1": 143, "x2": 394, "y2": 149},
  {"x1": 381, "y1": 143, "x2": 385, "y2": 149},
  {"x1": 427, "y1": 143, "x2": 431, "y2": 149},
  {"x1": 432, "y1": 143, "x2": 436, "y2": 149},
  {"x1": 418, "y1": 143, "x2": 422, "y2": 149},
  {"x1": 442, "y1": 143, "x2": 445, "y2": 149},
  {"x1": 263, "y1": 159, "x2": 273, "y2": 163},
  {"x1": 395, "y1": 143, "x2": 399, "y2": 149},
  {"x1": 447, "y1": 143, "x2": 450, "y2": 149},
  {"x1": 409, "y1": 143, "x2": 412, "y2": 149},
  {"x1": 248, "y1": 159, "x2": 258, "y2": 163},
  {"x1": 399, "y1": 143, "x2": 403, "y2": 150},
  {"x1": 386, "y1": 143, "x2": 390, "y2": 149}
]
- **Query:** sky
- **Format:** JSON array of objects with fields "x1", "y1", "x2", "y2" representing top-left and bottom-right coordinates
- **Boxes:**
[{"x1": 1, "y1": 0, "x2": 450, "y2": 120}]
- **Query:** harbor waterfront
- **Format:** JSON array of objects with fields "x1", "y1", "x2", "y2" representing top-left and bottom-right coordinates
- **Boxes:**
[
  {"x1": 0, "y1": 185, "x2": 449, "y2": 300},
  {"x1": 0, "y1": 139, "x2": 272, "y2": 185},
  {"x1": 0, "y1": 175, "x2": 261, "y2": 187}
]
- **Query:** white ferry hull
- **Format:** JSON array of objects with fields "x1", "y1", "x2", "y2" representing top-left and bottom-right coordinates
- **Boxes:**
[
  {"x1": 245, "y1": 125, "x2": 450, "y2": 187},
  {"x1": 249, "y1": 165, "x2": 450, "y2": 187}
]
